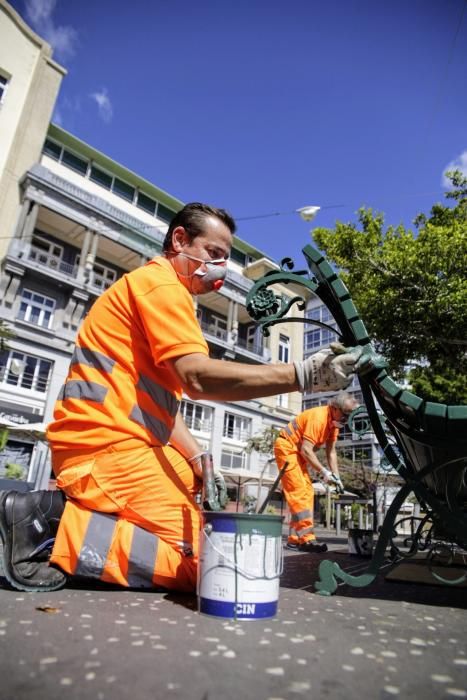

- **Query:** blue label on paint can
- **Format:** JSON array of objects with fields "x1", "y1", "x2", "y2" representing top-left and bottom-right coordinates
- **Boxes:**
[{"x1": 199, "y1": 598, "x2": 278, "y2": 619}]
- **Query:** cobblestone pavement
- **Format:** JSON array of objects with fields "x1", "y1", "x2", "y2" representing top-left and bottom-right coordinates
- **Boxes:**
[{"x1": 1, "y1": 530, "x2": 466, "y2": 700}]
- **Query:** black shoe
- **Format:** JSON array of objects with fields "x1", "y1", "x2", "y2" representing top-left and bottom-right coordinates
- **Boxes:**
[
  {"x1": 0, "y1": 490, "x2": 67, "y2": 592},
  {"x1": 285, "y1": 542, "x2": 299, "y2": 551},
  {"x1": 299, "y1": 541, "x2": 328, "y2": 554}
]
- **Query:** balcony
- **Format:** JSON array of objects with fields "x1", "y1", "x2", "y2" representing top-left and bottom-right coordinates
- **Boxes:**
[{"x1": 6, "y1": 239, "x2": 117, "y2": 296}]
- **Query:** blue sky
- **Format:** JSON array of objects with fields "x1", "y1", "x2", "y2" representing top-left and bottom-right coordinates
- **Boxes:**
[{"x1": 10, "y1": 0, "x2": 467, "y2": 264}]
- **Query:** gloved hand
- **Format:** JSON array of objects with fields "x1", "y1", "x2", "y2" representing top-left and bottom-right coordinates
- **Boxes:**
[
  {"x1": 294, "y1": 342, "x2": 363, "y2": 393},
  {"x1": 319, "y1": 468, "x2": 345, "y2": 495},
  {"x1": 319, "y1": 467, "x2": 335, "y2": 485},
  {"x1": 213, "y1": 470, "x2": 228, "y2": 509},
  {"x1": 332, "y1": 474, "x2": 345, "y2": 495},
  {"x1": 188, "y1": 452, "x2": 227, "y2": 511}
]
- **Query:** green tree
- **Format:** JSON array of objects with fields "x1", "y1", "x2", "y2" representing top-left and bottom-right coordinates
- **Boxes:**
[
  {"x1": 0, "y1": 319, "x2": 15, "y2": 352},
  {"x1": 245, "y1": 425, "x2": 280, "y2": 457},
  {"x1": 312, "y1": 171, "x2": 467, "y2": 404}
]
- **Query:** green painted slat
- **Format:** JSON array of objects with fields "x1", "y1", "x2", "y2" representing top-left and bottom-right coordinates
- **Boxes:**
[
  {"x1": 398, "y1": 390, "x2": 424, "y2": 427},
  {"x1": 330, "y1": 278, "x2": 350, "y2": 300},
  {"x1": 317, "y1": 260, "x2": 337, "y2": 281},
  {"x1": 350, "y1": 319, "x2": 370, "y2": 343},
  {"x1": 423, "y1": 402, "x2": 447, "y2": 436},
  {"x1": 341, "y1": 299, "x2": 359, "y2": 321},
  {"x1": 303, "y1": 245, "x2": 324, "y2": 264},
  {"x1": 446, "y1": 405, "x2": 467, "y2": 438}
]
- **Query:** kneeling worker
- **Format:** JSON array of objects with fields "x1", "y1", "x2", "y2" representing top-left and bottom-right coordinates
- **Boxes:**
[
  {"x1": 275, "y1": 392, "x2": 360, "y2": 553},
  {"x1": 0, "y1": 203, "x2": 362, "y2": 593}
]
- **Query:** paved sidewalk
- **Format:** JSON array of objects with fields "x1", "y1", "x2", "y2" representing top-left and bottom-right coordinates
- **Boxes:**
[{"x1": 1, "y1": 528, "x2": 466, "y2": 700}]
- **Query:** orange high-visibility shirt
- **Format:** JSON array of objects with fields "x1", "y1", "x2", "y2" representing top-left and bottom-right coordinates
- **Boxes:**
[
  {"x1": 47, "y1": 257, "x2": 208, "y2": 453},
  {"x1": 276, "y1": 405, "x2": 339, "y2": 455}
]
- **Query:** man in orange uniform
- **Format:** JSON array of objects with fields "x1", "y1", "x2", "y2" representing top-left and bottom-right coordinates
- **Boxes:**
[
  {"x1": 275, "y1": 392, "x2": 359, "y2": 553},
  {"x1": 0, "y1": 203, "x2": 363, "y2": 593}
]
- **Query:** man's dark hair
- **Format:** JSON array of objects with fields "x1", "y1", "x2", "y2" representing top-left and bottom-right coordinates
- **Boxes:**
[{"x1": 162, "y1": 202, "x2": 236, "y2": 253}]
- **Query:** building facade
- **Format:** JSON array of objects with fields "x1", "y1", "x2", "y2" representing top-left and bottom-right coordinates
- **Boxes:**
[
  {"x1": 0, "y1": 1, "x2": 306, "y2": 498},
  {"x1": 303, "y1": 295, "x2": 381, "y2": 478}
]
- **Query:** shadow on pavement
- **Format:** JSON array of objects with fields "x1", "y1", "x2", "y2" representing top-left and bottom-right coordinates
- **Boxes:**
[{"x1": 280, "y1": 549, "x2": 467, "y2": 609}]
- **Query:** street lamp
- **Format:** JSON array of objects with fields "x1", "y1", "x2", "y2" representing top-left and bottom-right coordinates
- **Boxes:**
[{"x1": 296, "y1": 205, "x2": 321, "y2": 222}]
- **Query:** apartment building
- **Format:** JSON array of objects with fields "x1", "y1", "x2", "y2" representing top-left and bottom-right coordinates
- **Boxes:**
[{"x1": 0, "y1": 1, "x2": 306, "y2": 497}]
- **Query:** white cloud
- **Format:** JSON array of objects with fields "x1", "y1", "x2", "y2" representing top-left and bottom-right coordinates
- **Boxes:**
[
  {"x1": 89, "y1": 89, "x2": 113, "y2": 124},
  {"x1": 442, "y1": 150, "x2": 467, "y2": 188},
  {"x1": 25, "y1": 0, "x2": 78, "y2": 62}
]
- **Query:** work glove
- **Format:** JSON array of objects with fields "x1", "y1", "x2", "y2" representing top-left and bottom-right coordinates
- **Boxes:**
[
  {"x1": 332, "y1": 474, "x2": 345, "y2": 495},
  {"x1": 319, "y1": 467, "x2": 335, "y2": 485},
  {"x1": 318, "y1": 468, "x2": 344, "y2": 494},
  {"x1": 213, "y1": 471, "x2": 228, "y2": 509},
  {"x1": 188, "y1": 452, "x2": 227, "y2": 511},
  {"x1": 294, "y1": 342, "x2": 363, "y2": 393}
]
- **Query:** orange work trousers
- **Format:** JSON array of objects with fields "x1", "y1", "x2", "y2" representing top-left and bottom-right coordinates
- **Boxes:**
[
  {"x1": 50, "y1": 440, "x2": 201, "y2": 592},
  {"x1": 274, "y1": 440, "x2": 316, "y2": 545}
]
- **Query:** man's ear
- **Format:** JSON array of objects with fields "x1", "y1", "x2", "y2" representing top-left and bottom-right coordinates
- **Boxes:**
[{"x1": 171, "y1": 226, "x2": 188, "y2": 252}]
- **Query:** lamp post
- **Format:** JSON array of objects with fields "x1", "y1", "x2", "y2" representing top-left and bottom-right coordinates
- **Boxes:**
[{"x1": 296, "y1": 205, "x2": 321, "y2": 222}]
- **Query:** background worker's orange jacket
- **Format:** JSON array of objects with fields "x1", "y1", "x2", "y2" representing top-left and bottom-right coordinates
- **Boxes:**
[{"x1": 274, "y1": 406, "x2": 338, "y2": 544}]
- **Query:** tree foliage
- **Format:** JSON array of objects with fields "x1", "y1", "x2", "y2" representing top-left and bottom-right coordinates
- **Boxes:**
[
  {"x1": 312, "y1": 171, "x2": 467, "y2": 404},
  {"x1": 0, "y1": 320, "x2": 15, "y2": 352},
  {"x1": 245, "y1": 426, "x2": 280, "y2": 457}
]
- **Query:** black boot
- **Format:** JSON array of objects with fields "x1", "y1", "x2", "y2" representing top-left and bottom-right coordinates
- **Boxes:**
[{"x1": 0, "y1": 489, "x2": 67, "y2": 592}]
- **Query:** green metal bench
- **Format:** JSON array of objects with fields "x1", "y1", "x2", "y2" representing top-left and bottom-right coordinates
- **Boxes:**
[{"x1": 246, "y1": 244, "x2": 467, "y2": 594}]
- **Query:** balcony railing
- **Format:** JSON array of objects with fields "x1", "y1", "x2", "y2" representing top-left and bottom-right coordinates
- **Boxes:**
[
  {"x1": 8, "y1": 239, "x2": 118, "y2": 295},
  {"x1": 27, "y1": 246, "x2": 77, "y2": 278},
  {"x1": 236, "y1": 336, "x2": 264, "y2": 356},
  {"x1": 199, "y1": 320, "x2": 228, "y2": 342}
]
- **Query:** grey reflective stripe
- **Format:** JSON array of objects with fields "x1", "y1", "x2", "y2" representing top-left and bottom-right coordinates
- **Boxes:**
[
  {"x1": 62, "y1": 380, "x2": 108, "y2": 404},
  {"x1": 75, "y1": 512, "x2": 117, "y2": 579},
  {"x1": 297, "y1": 525, "x2": 315, "y2": 537},
  {"x1": 291, "y1": 509, "x2": 313, "y2": 522},
  {"x1": 130, "y1": 405, "x2": 171, "y2": 444},
  {"x1": 292, "y1": 419, "x2": 299, "y2": 432},
  {"x1": 127, "y1": 526, "x2": 159, "y2": 588},
  {"x1": 57, "y1": 384, "x2": 65, "y2": 401},
  {"x1": 137, "y1": 374, "x2": 179, "y2": 418},
  {"x1": 283, "y1": 424, "x2": 294, "y2": 437},
  {"x1": 71, "y1": 346, "x2": 115, "y2": 374}
]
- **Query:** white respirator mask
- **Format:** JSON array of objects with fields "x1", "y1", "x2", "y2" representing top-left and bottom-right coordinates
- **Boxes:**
[{"x1": 173, "y1": 252, "x2": 227, "y2": 294}]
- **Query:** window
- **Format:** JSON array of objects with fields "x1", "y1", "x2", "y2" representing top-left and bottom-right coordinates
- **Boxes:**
[
  {"x1": 157, "y1": 203, "x2": 176, "y2": 223},
  {"x1": 28, "y1": 235, "x2": 64, "y2": 269},
  {"x1": 223, "y1": 412, "x2": 251, "y2": 441},
  {"x1": 0, "y1": 350, "x2": 52, "y2": 393},
  {"x1": 137, "y1": 192, "x2": 157, "y2": 215},
  {"x1": 278, "y1": 334, "x2": 290, "y2": 363},
  {"x1": 180, "y1": 400, "x2": 213, "y2": 432},
  {"x1": 89, "y1": 262, "x2": 117, "y2": 291},
  {"x1": 17, "y1": 289, "x2": 55, "y2": 329},
  {"x1": 304, "y1": 306, "x2": 337, "y2": 352},
  {"x1": 338, "y1": 444, "x2": 373, "y2": 468},
  {"x1": 62, "y1": 149, "x2": 89, "y2": 175},
  {"x1": 90, "y1": 165, "x2": 112, "y2": 190},
  {"x1": 113, "y1": 178, "x2": 135, "y2": 202},
  {"x1": 303, "y1": 397, "x2": 327, "y2": 410},
  {"x1": 220, "y1": 448, "x2": 246, "y2": 471},
  {"x1": 43, "y1": 138, "x2": 62, "y2": 160},
  {"x1": 276, "y1": 393, "x2": 289, "y2": 409},
  {"x1": 0, "y1": 73, "x2": 9, "y2": 105},
  {"x1": 207, "y1": 314, "x2": 227, "y2": 340}
]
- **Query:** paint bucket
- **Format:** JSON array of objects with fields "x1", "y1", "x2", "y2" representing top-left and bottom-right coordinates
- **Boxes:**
[
  {"x1": 348, "y1": 528, "x2": 374, "y2": 557},
  {"x1": 198, "y1": 511, "x2": 283, "y2": 620}
]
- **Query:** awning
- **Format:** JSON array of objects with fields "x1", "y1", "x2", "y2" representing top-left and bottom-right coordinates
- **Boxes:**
[
  {"x1": 222, "y1": 468, "x2": 277, "y2": 488},
  {"x1": 0, "y1": 419, "x2": 48, "y2": 439}
]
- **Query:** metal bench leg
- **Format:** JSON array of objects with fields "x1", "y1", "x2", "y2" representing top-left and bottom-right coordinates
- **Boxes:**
[{"x1": 315, "y1": 482, "x2": 413, "y2": 596}]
